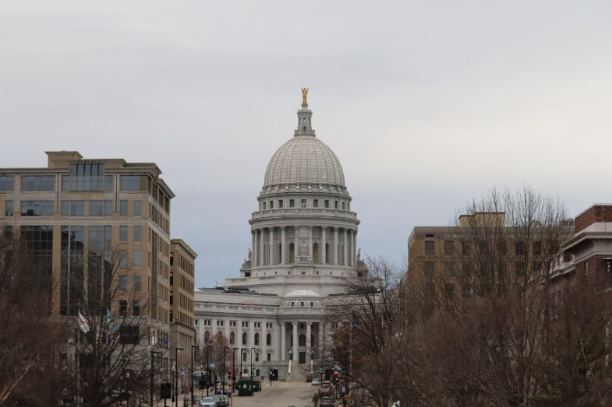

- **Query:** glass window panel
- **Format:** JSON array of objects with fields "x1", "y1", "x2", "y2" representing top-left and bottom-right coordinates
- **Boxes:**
[
  {"x1": 134, "y1": 200, "x2": 142, "y2": 216},
  {"x1": 61, "y1": 201, "x2": 69, "y2": 216},
  {"x1": 21, "y1": 176, "x2": 55, "y2": 191},
  {"x1": 120, "y1": 200, "x2": 128, "y2": 216},
  {"x1": 133, "y1": 275, "x2": 141, "y2": 292},
  {"x1": 104, "y1": 175, "x2": 113, "y2": 192},
  {"x1": 5, "y1": 201, "x2": 13, "y2": 216},
  {"x1": 0, "y1": 176, "x2": 14, "y2": 192},
  {"x1": 104, "y1": 200, "x2": 113, "y2": 216},
  {"x1": 61, "y1": 176, "x2": 71, "y2": 191},
  {"x1": 120, "y1": 226, "x2": 128, "y2": 242},
  {"x1": 119, "y1": 275, "x2": 127, "y2": 291},
  {"x1": 89, "y1": 200, "x2": 104, "y2": 216},
  {"x1": 121, "y1": 175, "x2": 147, "y2": 191},
  {"x1": 21, "y1": 200, "x2": 54, "y2": 216},
  {"x1": 133, "y1": 250, "x2": 142, "y2": 267},
  {"x1": 120, "y1": 251, "x2": 128, "y2": 267},
  {"x1": 133, "y1": 226, "x2": 142, "y2": 242},
  {"x1": 70, "y1": 201, "x2": 85, "y2": 216}
]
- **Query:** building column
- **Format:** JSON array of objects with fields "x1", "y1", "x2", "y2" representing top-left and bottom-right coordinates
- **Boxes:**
[
  {"x1": 348, "y1": 230, "x2": 353, "y2": 266},
  {"x1": 353, "y1": 230, "x2": 357, "y2": 265},
  {"x1": 280, "y1": 322, "x2": 286, "y2": 361},
  {"x1": 343, "y1": 229, "x2": 348, "y2": 266},
  {"x1": 321, "y1": 227, "x2": 327, "y2": 264},
  {"x1": 252, "y1": 231, "x2": 257, "y2": 267},
  {"x1": 318, "y1": 322, "x2": 324, "y2": 359},
  {"x1": 259, "y1": 229, "x2": 265, "y2": 266},
  {"x1": 333, "y1": 227, "x2": 338, "y2": 265},
  {"x1": 306, "y1": 322, "x2": 312, "y2": 365},
  {"x1": 281, "y1": 227, "x2": 287, "y2": 265},
  {"x1": 308, "y1": 226, "x2": 313, "y2": 258},
  {"x1": 292, "y1": 322, "x2": 298, "y2": 364},
  {"x1": 269, "y1": 227, "x2": 275, "y2": 265},
  {"x1": 211, "y1": 318, "x2": 218, "y2": 338},
  {"x1": 237, "y1": 320, "x2": 243, "y2": 370},
  {"x1": 274, "y1": 322, "x2": 281, "y2": 361},
  {"x1": 249, "y1": 321, "x2": 255, "y2": 373},
  {"x1": 225, "y1": 320, "x2": 230, "y2": 343}
]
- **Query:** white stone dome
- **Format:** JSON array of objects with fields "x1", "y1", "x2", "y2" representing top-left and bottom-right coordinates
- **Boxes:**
[
  {"x1": 263, "y1": 136, "x2": 345, "y2": 188},
  {"x1": 285, "y1": 289, "x2": 320, "y2": 298}
]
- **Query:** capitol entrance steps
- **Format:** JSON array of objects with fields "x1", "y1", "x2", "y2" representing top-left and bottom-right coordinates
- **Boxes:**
[{"x1": 258, "y1": 360, "x2": 316, "y2": 382}]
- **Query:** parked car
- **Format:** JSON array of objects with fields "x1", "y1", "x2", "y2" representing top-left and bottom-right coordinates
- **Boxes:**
[
  {"x1": 221, "y1": 395, "x2": 229, "y2": 406},
  {"x1": 212, "y1": 395, "x2": 224, "y2": 407},
  {"x1": 199, "y1": 397, "x2": 216, "y2": 407},
  {"x1": 311, "y1": 378, "x2": 320, "y2": 386}
]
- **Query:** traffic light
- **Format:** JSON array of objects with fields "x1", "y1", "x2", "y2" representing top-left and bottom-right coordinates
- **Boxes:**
[
  {"x1": 160, "y1": 382, "x2": 171, "y2": 399},
  {"x1": 228, "y1": 369, "x2": 232, "y2": 379}
]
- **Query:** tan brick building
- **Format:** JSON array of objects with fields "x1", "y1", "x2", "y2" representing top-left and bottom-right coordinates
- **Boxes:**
[
  {"x1": 170, "y1": 239, "x2": 197, "y2": 370},
  {"x1": 0, "y1": 151, "x2": 196, "y2": 364}
]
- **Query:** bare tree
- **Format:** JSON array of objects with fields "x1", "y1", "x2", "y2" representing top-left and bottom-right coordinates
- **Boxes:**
[
  {"x1": 196, "y1": 332, "x2": 231, "y2": 388},
  {"x1": 0, "y1": 225, "x2": 68, "y2": 407},
  {"x1": 59, "y1": 245, "x2": 163, "y2": 407}
]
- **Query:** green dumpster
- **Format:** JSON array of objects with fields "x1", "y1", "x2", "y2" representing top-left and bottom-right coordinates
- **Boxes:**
[
  {"x1": 237, "y1": 379, "x2": 255, "y2": 396},
  {"x1": 252, "y1": 380, "x2": 261, "y2": 392}
]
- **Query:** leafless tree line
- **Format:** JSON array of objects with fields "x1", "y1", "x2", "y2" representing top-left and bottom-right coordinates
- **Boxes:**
[{"x1": 329, "y1": 187, "x2": 612, "y2": 407}]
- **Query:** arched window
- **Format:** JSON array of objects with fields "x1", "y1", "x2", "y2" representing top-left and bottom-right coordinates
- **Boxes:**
[
  {"x1": 254, "y1": 333, "x2": 260, "y2": 346},
  {"x1": 313, "y1": 242, "x2": 319, "y2": 263},
  {"x1": 229, "y1": 332, "x2": 235, "y2": 345},
  {"x1": 289, "y1": 243, "x2": 295, "y2": 263},
  {"x1": 299, "y1": 334, "x2": 306, "y2": 347},
  {"x1": 242, "y1": 332, "x2": 247, "y2": 346},
  {"x1": 266, "y1": 333, "x2": 272, "y2": 346},
  {"x1": 325, "y1": 243, "x2": 330, "y2": 264},
  {"x1": 204, "y1": 331, "x2": 210, "y2": 343}
]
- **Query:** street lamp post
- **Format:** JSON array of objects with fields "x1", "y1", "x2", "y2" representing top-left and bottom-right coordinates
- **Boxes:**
[
  {"x1": 250, "y1": 348, "x2": 256, "y2": 378},
  {"x1": 191, "y1": 345, "x2": 198, "y2": 407},
  {"x1": 62, "y1": 387, "x2": 68, "y2": 406},
  {"x1": 151, "y1": 350, "x2": 162, "y2": 407},
  {"x1": 206, "y1": 345, "x2": 213, "y2": 397},
  {"x1": 126, "y1": 372, "x2": 131, "y2": 407},
  {"x1": 175, "y1": 348, "x2": 184, "y2": 407}
]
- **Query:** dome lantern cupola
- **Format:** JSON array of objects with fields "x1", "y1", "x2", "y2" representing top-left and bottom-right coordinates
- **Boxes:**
[{"x1": 295, "y1": 87, "x2": 314, "y2": 137}]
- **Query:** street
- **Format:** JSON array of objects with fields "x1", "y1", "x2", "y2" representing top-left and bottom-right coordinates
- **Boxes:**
[{"x1": 231, "y1": 382, "x2": 315, "y2": 407}]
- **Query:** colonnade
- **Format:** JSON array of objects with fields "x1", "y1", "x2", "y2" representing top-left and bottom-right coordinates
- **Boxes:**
[
  {"x1": 201, "y1": 318, "x2": 329, "y2": 372},
  {"x1": 252, "y1": 226, "x2": 357, "y2": 267}
]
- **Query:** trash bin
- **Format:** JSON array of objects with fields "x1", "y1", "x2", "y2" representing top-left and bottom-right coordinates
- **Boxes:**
[
  {"x1": 252, "y1": 380, "x2": 261, "y2": 392},
  {"x1": 237, "y1": 379, "x2": 255, "y2": 396}
]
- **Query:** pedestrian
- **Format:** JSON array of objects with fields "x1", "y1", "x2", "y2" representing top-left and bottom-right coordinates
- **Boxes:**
[{"x1": 312, "y1": 392, "x2": 319, "y2": 407}]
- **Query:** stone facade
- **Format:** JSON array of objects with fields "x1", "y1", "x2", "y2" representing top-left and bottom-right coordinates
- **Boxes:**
[{"x1": 194, "y1": 96, "x2": 367, "y2": 381}]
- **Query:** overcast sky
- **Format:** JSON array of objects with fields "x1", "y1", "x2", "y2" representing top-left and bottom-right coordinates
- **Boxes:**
[{"x1": 1, "y1": 1, "x2": 611, "y2": 288}]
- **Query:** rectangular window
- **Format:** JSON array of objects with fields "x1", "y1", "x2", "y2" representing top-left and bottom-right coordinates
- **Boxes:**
[
  {"x1": 515, "y1": 241, "x2": 526, "y2": 255},
  {"x1": 119, "y1": 300, "x2": 128, "y2": 316},
  {"x1": 89, "y1": 200, "x2": 104, "y2": 216},
  {"x1": 121, "y1": 175, "x2": 148, "y2": 191},
  {"x1": 342, "y1": 202, "x2": 346, "y2": 210},
  {"x1": 5, "y1": 201, "x2": 13, "y2": 216},
  {"x1": 425, "y1": 241, "x2": 435, "y2": 255},
  {"x1": 120, "y1": 250, "x2": 128, "y2": 267},
  {"x1": 70, "y1": 201, "x2": 85, "y2": 216},
  {"x1": 424, "y1": 262, "x2": 435, "y2": 279},
  {"x1": 0, "y1": 176, "x2": 14, "y2": 191},
  {"x1": 61, "y1": 201, "x2": 69, "y2": 216},
  {"x1": 313, "y1": 199, "x2": 319, "y2": 208},
  {"x1": 119, "y1": 275, "x2": 128, "y2": 291},
  {"x1": 445, "y1": 283, "x2": 455, "y2": 299},
  {"x1": 533, "y1": 241, "x2": 542, "y2": 256},
  {"x1": 66, "y1": 164, "x2": 106, "y2": 191},
  {"x1": 444, "y1": 241, "x2": 454, "y2": 255},
  {"x1": 301, "y1": 199, "x2": 307, "y2": 208},
  {"x1": 104, "y1": 200, "x2": 113, "y2": 216},
  {"x1": 462, "y1": 241, "x2": 471, "y2": 255},
  {"x1": 262, "y1": 202, "x2": 266, "y2": 210},
  {"x1": 270, "y1": 201, "x2": 274, "y2": 209},
  {"x1": 120, "y1": 226, "x2": 128, "y2": 242},
  {"x1": 21, "y1": 200, "x2": 54, "y2": 216},
  {"x1": 133, "y1": 300, "x2": 141, "y2": 316},
  {"x1": 334, "y1": 201, "x2": 339, "y2": 209},
  {"x1": 62, "y1": 175, "x2": 70, "y2": 191},
  {"x1": 120, "y1": 200, "x2": 128, "y2": 216},
  {"x1": 444, "y1": 262, "x2": 455, "y2": 277},
  {"x1": 119, "y1": 325, "x2": 140, "y2": 344},
  {"x1": 134, "y1": 200, "x2": 142, "y2": 216},
  {"x1": 133, "y1": 250, "x2": 142, "y2": 267},
  {"x1": 22, "y1": 176, "x2": 54, "y2": 191},
  {"x1": 133, "y1": 226, "x2": 142, "y2": 242},
  {"x1": 324, "y1": 200, "x2": 329, "y2": 208},
  {"x1": 104, "y1": 175, "x2": 113, "y2": 191},
  {"x1": 278, "y1": 200, "x2": 283, "y2": 208},
  {"x1": 289, "y1": 199, "x2": 295, "y2": 208},
  {"x1": 132, "y1": 276, "x2": 142, "y2": 293}
]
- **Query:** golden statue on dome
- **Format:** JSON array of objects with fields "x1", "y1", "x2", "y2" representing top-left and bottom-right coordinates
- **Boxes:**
[{"x1": 301, "y1": 88, "x2": 309, "y2": 104}]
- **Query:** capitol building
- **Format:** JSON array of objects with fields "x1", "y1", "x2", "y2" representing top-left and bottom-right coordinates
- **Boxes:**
[{"x1": 194, "y1": 91, "x2": 366, "y2": 380}]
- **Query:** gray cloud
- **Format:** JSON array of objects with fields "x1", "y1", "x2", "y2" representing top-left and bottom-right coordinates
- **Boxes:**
[{"x1": 1, "y1": 0, "x2": 611, "y2": 286}]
